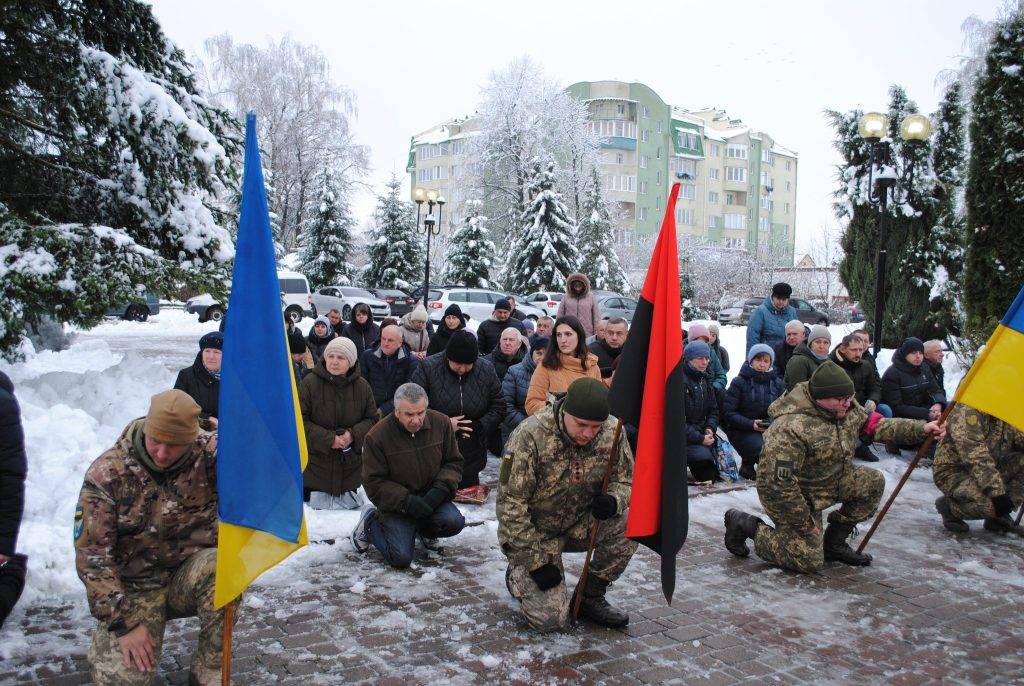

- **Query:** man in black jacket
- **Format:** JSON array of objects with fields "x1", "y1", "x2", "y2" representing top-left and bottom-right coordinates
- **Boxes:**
[
  {"x1": 411, "y1": 331, "x2": 505, "y2": 504},
  {"x1": 0, "y1": 371, "x2": 27, "y2": 628},
  {"x1": 924, "y1": 339, "x2": 946, "y2": 394},
  {"x1": 173, "y1": 331, "x2": 222, "y2": 427},
  {"x1": 477, "y1": 299, "x2": 526, "y2": 355},
  {"x1": 773, "y1": 319, "x2": 805, "y2": 379},
  {"x1": 588, "y1": 317, "x2": 627, "y2": 381},
  {"x1": 360, "y1": 325, "x2": 419, "y2": 415}
]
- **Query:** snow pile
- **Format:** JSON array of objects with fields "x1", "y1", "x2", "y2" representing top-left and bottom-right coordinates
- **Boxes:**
[{"x1": 74, "y1": 307, "x2": 219, "y2": 339}]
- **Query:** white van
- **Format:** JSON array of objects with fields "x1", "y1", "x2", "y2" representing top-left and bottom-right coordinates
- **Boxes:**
[{"x1": 185, "y1": 270, "x2": 313, "y2": 323}]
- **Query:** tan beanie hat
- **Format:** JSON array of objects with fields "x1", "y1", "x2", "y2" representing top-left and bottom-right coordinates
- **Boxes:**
[
  {"x1": 324, "y1": 336, "x2": 358, "y2": 367},
  {"x1": 143, "y1": 389, "x2": 201, "y2": 444}
]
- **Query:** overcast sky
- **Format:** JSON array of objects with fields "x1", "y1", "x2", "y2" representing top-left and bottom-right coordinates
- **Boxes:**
[{"x1": 148, "y1": 0, "x2": 1003, "y2": 257}]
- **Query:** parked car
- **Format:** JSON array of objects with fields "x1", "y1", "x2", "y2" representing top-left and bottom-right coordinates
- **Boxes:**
[
  {"x1": 595, "y1": 294, "x2": 638, "y2": 323},
  {"x1": 506, "y1": 294, "x2": 545, "y2": 320},
  {"x1": 523, "y1": 291, "x2": 563, "y2": 316},
  {"x1": 426, "y1": 288, "x2": 542, "y2": 323},
  {"x1": 717, "y1": 296, "x2": 830, "y2": 327},
  {"x1": 107, "y1": 292, "x2": 160, "y2": 322},
  {"x1": 792, "y1": 297, "x2": 830, "y2": 326},
  {"x1": 186, "y1": 270, "x2": 313, "y2": 323},
  {"x1": 370, "y1": 288, "x2": 417, "y2": 317},
  {"x1": 849, "y1": 302, "x2": 865, "y2": 323},
  {"x1": 311, "y1": 286, "x2": 391, "y2": 320}
]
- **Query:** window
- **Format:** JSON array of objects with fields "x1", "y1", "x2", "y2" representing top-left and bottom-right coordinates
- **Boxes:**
[
  {"x1": 786, "y1": 181, "x2": 791, "y2": 192},
  {"x1": 641, "y1": 129, "x2": 649, "y2": 142},
  {"x1": 709, "y1": 143, "x2": 720, "y2": 157},
  {"x1": 726, "y1": 193, "x2": 735, "y2": 205},
  {"x1": 417, "y1": 168, "x2": 433, "y2": 182},
  {"x1": 761, "y1": 149, "x2": 773, "y2": 165},
  {"x1": 617, "y1": 103, "x2": 625, "y2": 115},
  {"x1": 761, "y1": 171, "x2": 770, "y2": 187},
  {"x1": 678, "y1": 131, "x2": 699, "y2": 149},
  {"x1": 451, "y1": 140, "x2": 464, "y2": 155},
  {"x1": 639, "y1": 207, "x2": 648, "y2": 220},
  {"x1": 657, "y1": 121, "x2": 663, "y2": 134},
  {"x1": 707, "y1": 215, "x2": 719, "y2": 228},
  {"x1": 724, "y1": 237, "x2": 746, "y2": 249},
  {"x1": 616, "y1": 153, "x2": 624, "y2": 164},
  {"x1": 708, "y1": 191, "x2": 719, "y2": 204},
  {"x1": 449, "y1": 291, "x2": 470, "y2": 303},
  {"x1": 726, "y1": 166, "x2": 747, "y2": 182},
  {"x1": 759, "y1": 217, "x2": 771, "y2": 231},
  {"x1": 678, "y1": 184, "x2": 696, "y2": 200},
  {"x1": 435, "y1": 165, "x2": 448, "y2": 180},
  {"x1": 639, "y1": 180, "x2": 647, "y2": 195},
  {"x1": 588, "y1": 120, "x2": 638, "y2": 139},
  {"x1": 642, "y1": 105, "x2": 649, "y2": 118},
  {"x1": 760, "y1": 194, "x2": 771, "y2": 210},
  {"x1": 604, "y1": 174, "x2": 637, "y2": 192},
  {"x1": 656, "y1": 170, "x2": 661, "y2": 185},
  {"x1": 675, "y1": 207, "x2": 695, "y2": 225},
  {"x1": 785, "y1": 202, "x2": 790, "y2": 214},
  {"x1": 656, "y1": 195, "x2": 662, "y2": 210},
  {"x1": 708, "y1": 168, "x2": 720, "y2": 181},
  {"x1": 724, "y1": 213, "x2": 746, "y2": 230},
  {"x1": 438, "y1": 142, "x2": 449, "y2": 156},
  {"x1": 726, "y1": 144, "x2": 748, "y2": 159},
  {"x1": 639, "y1": 155, "x2": 648, "y2": 169},
  {"x1": 786, "y1": 160, "x2": 792, "y2": 171},
  {"x1": 671, "y1": 158, "x2": 697, "y2": 179},
  {"x1": 656, "y1": 147, "x2": 662, "y2": 159},
  {"x1": 615, "y1": 228, "x2": 636, "y2": 245},
  {"x1": 467, "y1": 291, "x2": 492, "y2": 303}
]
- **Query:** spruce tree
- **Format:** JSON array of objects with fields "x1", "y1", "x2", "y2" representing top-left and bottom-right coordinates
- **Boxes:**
[
  {"x1": 964, "y1": 8, "x2": 1024, "y2": 333},
  {"x1": 442, "y1": 200, "x2": 495, "y2": 287},
  {"x1": 0, "y1": 0, "x2": 240, "y2": 356},
  {"x1": 299, "y1": 169, "x2": 355, "y2": 289},
  {"x1": 502, "y1": 160, "x2": 582, "y2": 293},
  {"x1": 363, "y1": 174, "x2": 424, "y2": 290},
  {"x1": 579, "y1": 169, "x2": 630, "y2": 293}
]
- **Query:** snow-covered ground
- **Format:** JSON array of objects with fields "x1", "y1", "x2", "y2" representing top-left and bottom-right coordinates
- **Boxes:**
[{"x1": 0, "y1": 312, "x2": 971, "y2": 659}]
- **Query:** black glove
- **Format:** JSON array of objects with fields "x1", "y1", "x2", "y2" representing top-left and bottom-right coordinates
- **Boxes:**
[
  {"x1": 422, "y1": 486, "x2": 449, "y2": 510},
  {"x1": 529, "y1": 563, "x2": 562, "y2": 591},
  {"x1": 404, "y1": 494, "x2": 433, "y2": 519},
  {"x1": 992, "y1": 494, "x2": 1014, "y2": 518},
  {"x1": 591, "y1": 494, "x2": 617, "y2": 520}
]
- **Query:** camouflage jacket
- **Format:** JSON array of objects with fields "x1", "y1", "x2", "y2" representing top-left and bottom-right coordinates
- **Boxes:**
[
  {"x1": 74, "y1": 419, "x2": 218, "y2": 631},
  {"x1": 496, "y1": 401, "x2": 633, "y2": 570},
  {"x1": 934, "y1": 404, "x2": 1024, "y2": 498},
  {"x1": 757, "y1": 383, "x2": 925, "y2": 531}
]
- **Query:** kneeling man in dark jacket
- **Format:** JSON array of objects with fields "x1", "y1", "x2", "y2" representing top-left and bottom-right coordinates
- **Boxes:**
[{"x1": 352, "y1": 383, "x2": 465, "y2": 567}]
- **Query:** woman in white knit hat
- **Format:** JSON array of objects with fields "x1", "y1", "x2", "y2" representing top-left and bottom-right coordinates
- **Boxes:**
[{"x1": 399, "y1": 303, "x2": 431, "y2": 359}]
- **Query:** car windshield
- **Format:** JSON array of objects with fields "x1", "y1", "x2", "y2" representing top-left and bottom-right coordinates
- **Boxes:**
[
  {"x1": 551, "y1": 294, "x2": 563, "y2": 301},
  {"x1": 279, "y1": 278, "x2": 308, "y2": 294},
  {"x1": 340, "y1": 288, "x2": 375, "y2": 298}
]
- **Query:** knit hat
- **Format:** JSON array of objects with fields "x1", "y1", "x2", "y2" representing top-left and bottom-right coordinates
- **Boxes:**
[
  {"x1": 288, "y1": 330, "x2": 307, "y2": 354},
  {"x1": 809, "y1": 360, "x2": 855, "y2": 400},
  {"x1": 313, "y1": 315, "x2": 333, "y2": 333},
  {"x1": 444, "y1": 303, "x2": 464, "y2": 319},
  {"x1": 324, "y1": 336, "x2": 358, "y2": 366},
  {"x1": 687, "y1": 323, "x2": 711, "y2": 342},
  {"x1": 808, "y1": 325, "x2": 831, "y2": 345},
  {"x1": 143, "y1": 389, "x2": 200, "y2": 444},
  {"x1": 898, "y1": 337, "x2": 925, "y2": 360},
  {"x1": 772, "y1": 282, "x2": 793, "y2": 299},
  {"x1": 562, "y1": 377, "x2": 610, "y2": 422},
  {"x1": 446, "y1": 330, "x2": 479, "y2": 364},
  {"x1": 199, "y1": 331, "x2": 223, "y2": 351},
  {"x1": 684, "y1": 340, "x2": 712, "y2": 362},
  {"x1": 494, "y1": 298, "x2": 512, "y2": 312},
  {"x1": 708, "y1": 322, "x2": 720, "y2": 336},
  {"x1": 747, "y1": 343, "x2": 775, "y2": 365},
  {"x1": 410, "y1": 303, "x2": 428, "y2": 322},
  {"x1": 522, "y1": 318, "x2": 536, "y2": 332},
  {"x1": 530, "y1": 335, "x2": 550, "y2": 355},
  {"x1": 785, "y1": 319, "x2": 804, "y2": 334}
]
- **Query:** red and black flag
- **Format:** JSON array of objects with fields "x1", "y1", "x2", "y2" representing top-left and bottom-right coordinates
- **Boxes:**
[{"x1": 608, "y1": 182, "x2": 687, "y2": 603}]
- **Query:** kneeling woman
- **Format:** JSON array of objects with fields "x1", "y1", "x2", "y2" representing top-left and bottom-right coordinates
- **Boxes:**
[
  {"x1": 723, "y1": 344, "x2": 784, "y2": 480},
  {"x1": 525, "y1": 316, "x2": 601, "y2": 416},
  {"x1": 299, "y1": 337, "x2": 379, "y2": 509},
  {"x1": 683, "y1": 341, "x2": 721, "y2": 483}
]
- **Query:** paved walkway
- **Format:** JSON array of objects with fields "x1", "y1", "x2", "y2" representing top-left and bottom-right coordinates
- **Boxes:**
[{"x1": 5, "y1": 480, "x2": 1024, "y2": 685}]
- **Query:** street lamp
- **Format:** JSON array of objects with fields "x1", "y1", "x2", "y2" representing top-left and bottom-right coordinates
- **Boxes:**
[
  {"x1": 857, "y1": 110, "x2": 932, "y2": 357},
  {"x1": 412, "y1": 186, "x2": 445, "y2": 308}
]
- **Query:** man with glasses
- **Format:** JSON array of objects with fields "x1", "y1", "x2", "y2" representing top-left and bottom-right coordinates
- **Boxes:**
[{"x1": 723, "y1": 362, "x2": 945, "y2": 574}]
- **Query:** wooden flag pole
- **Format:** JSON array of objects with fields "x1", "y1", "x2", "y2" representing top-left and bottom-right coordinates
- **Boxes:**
[
  {"x1": 1015, "y1": 504, "x2": 1024, "y2": 527},
  {"x1": 221, "y1": 602, "x2": 235, "y2": 686},
  {"x1": 856, "y1": 402, "x2": 956, "y2": 554},
  {"x1": 571, "y1": 419, "x2": 624, "y2": 622}
]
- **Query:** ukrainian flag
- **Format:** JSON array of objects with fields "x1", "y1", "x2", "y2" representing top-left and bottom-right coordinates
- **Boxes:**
[
  {"x1": 214, "y1": 112, "x2": 308, "y2": 608},
  {"x1": 954, "y1": 286, "x2": 1024, "y2": 432}
]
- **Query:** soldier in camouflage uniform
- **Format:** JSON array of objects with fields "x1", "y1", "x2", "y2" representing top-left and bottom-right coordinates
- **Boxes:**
[
  {"x1": 724, "y1": 362, "x2": 945, "y2": 573},
  {"x1": 75, "y1": 390, "x2": 239, "y2": 686},
  {"x1": 497, "y1": 377, "x2": 637, "y2": 632},
  {"x1": 933, "y1": 404, "x2": 1024, "y2": 535}
]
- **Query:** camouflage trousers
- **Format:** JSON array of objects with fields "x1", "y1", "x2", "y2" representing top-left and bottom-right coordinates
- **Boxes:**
[
  {"x1": 506, "y1": 512, "x2": 638, "y2": 633},
  {"x1": 933, "y1": 466, "x2": 1024, "y2": 520},
  {"x1": 754, "y1": 465, "x2": 884, "y2": 574},
  {"x1": 88, "y1": 548, "x2": 241, "y2": 686}
]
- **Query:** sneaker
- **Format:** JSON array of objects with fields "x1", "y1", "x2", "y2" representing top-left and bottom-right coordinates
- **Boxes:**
[{"x1": 350, "y1": 506, "x2": 375, "y2": 553}]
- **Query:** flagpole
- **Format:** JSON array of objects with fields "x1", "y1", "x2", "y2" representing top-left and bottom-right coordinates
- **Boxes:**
[
  {"x1": 221, "y1": 602, "x2": 234, "y2": 685},
  {"x1": 571, "y1": 419, "x2": 624, "y2": 622}
]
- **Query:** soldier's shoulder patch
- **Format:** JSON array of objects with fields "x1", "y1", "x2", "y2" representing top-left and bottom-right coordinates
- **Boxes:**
[
  {"x1": 775, "y1": 460, "x2": 794, "y2": 481},
  {"x1": 966, "y1": 412, "x2": 979, "y2": 426},
  {"x1": 499, "y1": 448, "x2": 515, "y2": 485},
  {"x1": 73, "y1": 506, "x2": 84, "y2": 541}
]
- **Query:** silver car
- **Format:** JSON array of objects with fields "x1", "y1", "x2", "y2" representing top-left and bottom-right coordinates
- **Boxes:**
[
  {"x1": 427, "y1": 288, "x2": 542, "y2": 323},
  {"x1": 312, "y1": 286, "x2": 391, "y2": 320}
]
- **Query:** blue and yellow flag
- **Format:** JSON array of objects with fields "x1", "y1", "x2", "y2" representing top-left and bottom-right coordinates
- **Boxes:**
[
  {"x1": 214, "y1": 112, "x2": 308, "y2": 608},
  {"x1": 954, "y1": 286, "x2": 1024, "y2": 433}
]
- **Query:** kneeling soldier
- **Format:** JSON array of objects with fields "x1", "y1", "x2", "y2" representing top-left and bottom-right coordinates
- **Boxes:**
[
  {"x1": 497, "y1": 377, "x2": 637, "y2": 632},
  {"x1": 75, "y1": 390, "x2": 238, "y2": 685},
  {"x1": 724, "y1": 362, "x2": 945, "y2": 573},
  {"x1": 933, "y1": 404, "x2": 1024, "y2": 535}
]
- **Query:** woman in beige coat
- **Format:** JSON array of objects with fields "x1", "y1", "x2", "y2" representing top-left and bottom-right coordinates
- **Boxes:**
[{"x1": 525, "y1": 316, "x2": 601, "y2": 416}]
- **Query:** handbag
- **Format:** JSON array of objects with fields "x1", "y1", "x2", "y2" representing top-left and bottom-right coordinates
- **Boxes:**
[{"x1": 714, "y1": 436, "x2": 741, "y2": 483}]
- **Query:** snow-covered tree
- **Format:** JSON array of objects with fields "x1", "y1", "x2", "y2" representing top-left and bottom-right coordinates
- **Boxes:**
[
  {"x1": 965, "y1": 6, "x2": 1024, "y2": 335},
  {"x1": 578, "y1": 170, "x2": 629, "y2": 293},
  {"x1": 0, "y1": 0, "x2": 239, "y2": 356},
  {"x1": 502, "y1": 160, "x2": 582, "y2": 293},
  {"x1": 363, "y1": 175, "x2": 424, "y2": 290},
  {"x1": 442, "y1": 200, "x2": 495, "y2": 287},
  {"x1": 299, "y1": 168, "x2": 356, "y2": 289}
]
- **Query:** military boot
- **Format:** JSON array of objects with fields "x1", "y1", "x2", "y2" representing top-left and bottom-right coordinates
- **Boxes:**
[
  {"x1": 823, "y1": 521, "x2": 873, "y2": 566},
  {"x1": 935, "y1": 496, "x2": 969, "y2": 533},
  {"x1": 580, "y1": 577, "x2": 629, "y2": 628},
  {"x1": 983, "y1": 516, "x2": 1024, "y2": 537},
  {"x1": 724, "y1": 509, "x2": 763, "y2": 557}
]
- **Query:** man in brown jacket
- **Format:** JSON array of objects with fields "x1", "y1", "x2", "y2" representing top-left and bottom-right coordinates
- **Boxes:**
[
  {"x1": 74, "y1": 390, "x2": 239, "y2": 686},
  {"x1": 352, "y1": 382, "x2": 465, "y2": 567}
]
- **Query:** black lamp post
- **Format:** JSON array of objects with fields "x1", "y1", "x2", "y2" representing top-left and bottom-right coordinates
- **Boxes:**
[
  {"x1": 413, "y1": 187, "x2": 445, "y2": 308},
  {"x1": 857, "y1": 111, "x2": 932, "y2": 357}
]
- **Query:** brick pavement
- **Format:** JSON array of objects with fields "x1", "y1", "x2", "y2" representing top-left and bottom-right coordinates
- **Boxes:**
[{"x1": 4, "y1": 483, "x2": 1024, "y2": 685}]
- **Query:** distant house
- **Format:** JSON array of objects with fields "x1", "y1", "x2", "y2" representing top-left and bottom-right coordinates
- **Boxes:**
[{"x1": 773, "y1": 255, "x2": 850, "y2": 307}]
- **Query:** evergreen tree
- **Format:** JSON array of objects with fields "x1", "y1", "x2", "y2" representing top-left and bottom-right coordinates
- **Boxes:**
[
  {"x1": 964, "y1": 8, "x2": 1024, "y2": 334},
  {"x1": 578, "y1": 169, "x2": 630, "y2": 293},
  {"x1": 0, "y1": 0, "x2": 240, "y2": 356},
  {"x1": 441, "y1": 200, "x2": 495, "y2": 288},
  {"x1": 299, "y1": 169, "x2": 355, "y2": 289},
  {"x1": 363, "y1": 174, "x2": 423, "y2": 290},
  {"x1": 502, "y1": 160, "x2": 582, "y2": 293},
  {"x1": 679, "y1": 248, "x2": 699, "y2": 318}
]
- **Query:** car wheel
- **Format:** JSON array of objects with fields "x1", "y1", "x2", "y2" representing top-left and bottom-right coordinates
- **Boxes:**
[
  {"x1": 342, "y1": 305, "x2": 352, "y2": 320},
  {"x1": 126, "y1": 304, "x2": 149, "y2": 322},
  {"x1": 286, "y1": 306, "x2": 302, "y2": 324},
  {"x1": 309, "y1": 304, "x2": 317, "y2": 317},
  {"x1": 206, "y1": 306, "x2": 224, "y2": 323}
]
